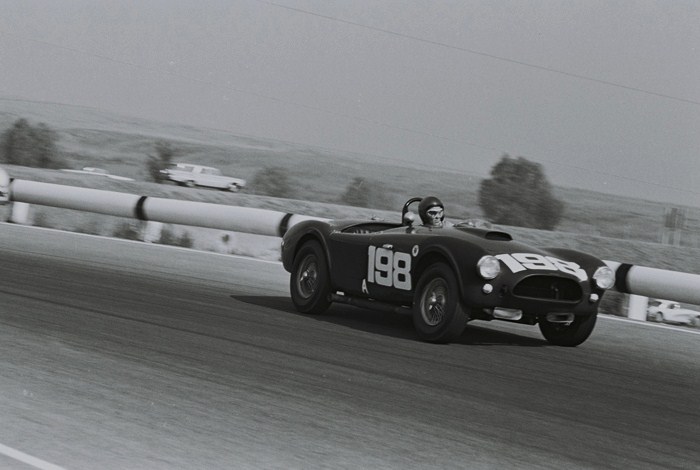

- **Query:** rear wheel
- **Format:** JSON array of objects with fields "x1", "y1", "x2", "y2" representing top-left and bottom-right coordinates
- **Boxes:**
[
  {"x1": 539, "y1": 313, "x2": 597, "y2": 347},
  {"x1": 412, "y1": 263, "x2": 468, "y2": 343},
  {"x1": 290, "y1": 240, "x2": 331, "y2": 314}
]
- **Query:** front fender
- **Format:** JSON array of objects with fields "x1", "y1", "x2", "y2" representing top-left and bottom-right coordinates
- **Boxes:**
[{"x1": 281, "y1": 221, "x2": 331, "y2": 272}]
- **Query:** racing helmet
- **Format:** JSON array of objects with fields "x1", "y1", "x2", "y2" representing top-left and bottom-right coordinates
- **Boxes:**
[{"x1": 418, "y1": 196, "x2": 444, "y2": 227}]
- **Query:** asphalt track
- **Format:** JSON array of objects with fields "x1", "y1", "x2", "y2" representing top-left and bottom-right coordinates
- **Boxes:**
[{"x1": 0, "y1": 223, "x2": 698, "y2": 470}]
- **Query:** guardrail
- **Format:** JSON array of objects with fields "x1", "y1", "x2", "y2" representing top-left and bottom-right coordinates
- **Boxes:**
[
  {"x1": 9, "y1": 179, "x2": 325, "y2": 237},
  {"x1": 6, "y1": 179, "x2": 700, "y2": 312}
]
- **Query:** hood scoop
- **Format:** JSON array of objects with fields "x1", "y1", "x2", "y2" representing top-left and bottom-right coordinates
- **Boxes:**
[
  {"x1": 484, "y1": 230, "x2": 513, "y2": 241},
  {"x1": 455, "y1": 226, "x2": 513, "y2": 241}
]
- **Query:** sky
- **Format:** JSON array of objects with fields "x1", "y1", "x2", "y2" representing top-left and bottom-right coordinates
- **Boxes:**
[{"x1": 0, "y1": 0, "x2": 698, "y2": 206}]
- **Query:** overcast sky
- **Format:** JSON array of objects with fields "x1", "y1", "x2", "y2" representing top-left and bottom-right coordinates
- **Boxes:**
[{"x1": 1, "y1": 0, "x2": 698, "y2": 206}]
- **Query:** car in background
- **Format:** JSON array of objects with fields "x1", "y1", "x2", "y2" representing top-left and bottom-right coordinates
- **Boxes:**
[
  {"x1": 161, "y1": 163, "x2": 246, "y2": 192},
  {"x1": 647, "y1": 300, "x2": 700, "y2": 327}
]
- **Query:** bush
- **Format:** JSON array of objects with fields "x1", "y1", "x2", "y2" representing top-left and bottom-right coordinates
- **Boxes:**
[
  {"x1": 112, "y1": 222, "x2": 142, "y2": 241},
  {"x1": 146, "y1": 140, "x2": 176, "y2": 183},
  {"x1": 158, "y1": 226, "x2": 193, "y2": 248},
  {"x1": 478, "y1": 154, "x2": 564, "y2": 230},
  {"x1": 339, "y1": 176, "x2": 395, "y2": 209},
  {"x1": 600, "y1": 290, "x2": 627, "y2": 316},
  {"x1": 251, "y1": 166, "x2": 296, "y2": 198},
  {"x1": 0, "y1": 118, "x2": 66, "y2": 168}
]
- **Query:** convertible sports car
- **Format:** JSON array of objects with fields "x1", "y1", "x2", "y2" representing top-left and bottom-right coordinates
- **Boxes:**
[{"x1": 281, "y1": 197, "x2": 616, "y2": 346}]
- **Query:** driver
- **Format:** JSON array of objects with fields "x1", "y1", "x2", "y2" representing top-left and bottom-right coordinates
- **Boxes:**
[{"x1": 418, "y1": 196, "x2": 445, "y2": 227}]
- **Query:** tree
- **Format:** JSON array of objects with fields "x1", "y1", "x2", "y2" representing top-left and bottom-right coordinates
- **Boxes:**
[
  {"x1": 251, "y1": 167, "x2": 296, "y2": 198},
  {"x1": 341, "y1": 177, "x2": 370, "y2": 207},
  {"x1": 146, "y1": 140, "x2": 176, "y2": 183},
  {"x1": 339, "y1": 176, "x2": 394, "y2": 209},
  {"x1": 0, "y1": 118, "x2": 63, "y2": 168},
  {"x1": 478, "y1": 154, "x2": 564, "y2": 230}
]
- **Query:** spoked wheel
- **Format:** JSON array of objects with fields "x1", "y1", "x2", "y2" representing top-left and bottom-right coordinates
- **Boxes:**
[
  {"x1": 290, "y1": 240, "x2": 331, "y2": 314},
  {"x1": 413, "y1": 263, "x2": 468, "y2": 343},
  {"x1": 538, "y1": 313, "x2": 597, "y2": 347}
]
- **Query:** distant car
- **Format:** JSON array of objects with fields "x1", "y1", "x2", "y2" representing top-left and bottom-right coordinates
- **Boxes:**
[
  {"x1": 281, "y1": 197, "x2": 616, "y2": 346},
  {"x1": 161, "y1": 163, "x2": 246, "y2": 192},
  {"x1": 61, "y1": 167, "x2": 134, "y2": 181},
  {"x1": 0, "y1": 166, "x2": 9, "y2": 204},
  {"x1": 647, "y1": 300, "x2": 700, "y2": 327}
]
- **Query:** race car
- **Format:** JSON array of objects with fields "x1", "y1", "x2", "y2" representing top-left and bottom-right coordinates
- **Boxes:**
[{"x1": 281, "y1": 197, "x2": 616, "y2": 346}]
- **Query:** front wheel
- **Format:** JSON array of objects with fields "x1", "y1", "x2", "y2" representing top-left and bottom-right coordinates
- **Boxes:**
[
  {"x1": 539, "y1": 313, "x2": 597, "y2": 347},
  {"x1": 290, "y1": 240, "x2": 331, "y2": 314},
  {"x1": 412, "y1": 263, "x2": 468, "y2": 343}
]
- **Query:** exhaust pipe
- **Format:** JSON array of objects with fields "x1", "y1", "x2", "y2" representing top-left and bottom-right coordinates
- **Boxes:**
[{"x1": 545, "y1": 313, "x2": 575, "y2": 324}]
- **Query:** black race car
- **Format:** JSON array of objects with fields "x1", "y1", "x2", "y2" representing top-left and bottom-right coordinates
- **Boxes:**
[{"x1": 281, "y1": 197, "x2": 615, "y2": 346}]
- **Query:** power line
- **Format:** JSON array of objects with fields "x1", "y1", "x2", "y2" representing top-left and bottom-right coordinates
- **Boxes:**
[
  {"x1": 1, "y1": 21, "x2": 697, "y2": 199},
  {"x1": 262, "y1": 1, "x2": 700, "y2": 107},
  {"x1": 0, "y1": 30, "x2": 504, "y2": 155}
]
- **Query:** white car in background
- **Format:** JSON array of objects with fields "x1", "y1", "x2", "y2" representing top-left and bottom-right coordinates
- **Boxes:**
[
  {"x1": 647, "y1": 300, "x2": 700, "y2": 327},
  {"x1": 162, "y1": 163, "x2": 246, "y2": 192}
]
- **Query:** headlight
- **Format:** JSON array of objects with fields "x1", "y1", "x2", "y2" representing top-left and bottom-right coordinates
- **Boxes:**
[
  {"x1": 593, "y1": 266, "x2": 615, "y2": 290},
  {"x1": 477, "y1": 255, "x2": 501, "y2": 280}
]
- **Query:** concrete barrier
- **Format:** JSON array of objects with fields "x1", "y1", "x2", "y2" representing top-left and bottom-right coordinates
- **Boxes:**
[
  {"x1": 605, "y1": 260, "x2": 700, "y2": 306},
  {"x1": 9, "y1": 179, "x2": 326, "y2": 237}
]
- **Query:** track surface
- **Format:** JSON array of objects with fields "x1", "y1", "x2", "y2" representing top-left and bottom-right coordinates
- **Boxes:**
[{"x1": 0, "y1": 224, "x2": 698, "y2": 469}]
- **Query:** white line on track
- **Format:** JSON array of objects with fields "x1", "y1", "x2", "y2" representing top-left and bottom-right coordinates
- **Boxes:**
[{"x1": 0, "y1": 443, "x2": 65, "y2": 470}]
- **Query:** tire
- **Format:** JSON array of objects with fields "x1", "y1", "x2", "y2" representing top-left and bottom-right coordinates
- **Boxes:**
[
  {"x1": 290, "y1": 240, "x2": 331, "y2": 314},
  {"x1": 412, "y1": 263, "x2": 468, "y2": 343},
  {"x1": 690, "y1": 316, "x2": 700, "y2": 328},
  {"x1": 538, "y1": 313, "x2": 597, "y2": 347},
  {"x1": 227, "y1": 183, "x2": 240, "y2": 192}
]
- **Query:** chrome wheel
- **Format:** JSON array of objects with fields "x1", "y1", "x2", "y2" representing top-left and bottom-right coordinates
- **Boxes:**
[
  {"x1": 296, "y1": 255, "x2": 319, "y2": 299},
  {"x1": 412, "y1": 263, "x2": 468, "y2": 343},
  {"x1": 420, "y1": 279, "x2": 448, "y2": 326},
  {"x1": 289, "y1": 240, "x2": 331, "y2": 314}
]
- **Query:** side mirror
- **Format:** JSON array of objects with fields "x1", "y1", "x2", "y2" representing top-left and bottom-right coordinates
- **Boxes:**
[{"x1": 403, "y1": 211, "x2": 416, "y2": 227}]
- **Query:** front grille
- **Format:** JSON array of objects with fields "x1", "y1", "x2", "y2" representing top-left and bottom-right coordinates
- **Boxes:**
[{"x1": 512, "y1": 275, "x2": 582, "y2": 302}]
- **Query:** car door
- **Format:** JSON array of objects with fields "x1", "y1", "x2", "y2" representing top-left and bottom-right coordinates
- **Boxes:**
[
  {"x1": 326, "y1": 230, "x2": 374, "y2": 296},
  {"x1": 198, "y1": 168, "x2": 221, "y2": 188}
]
